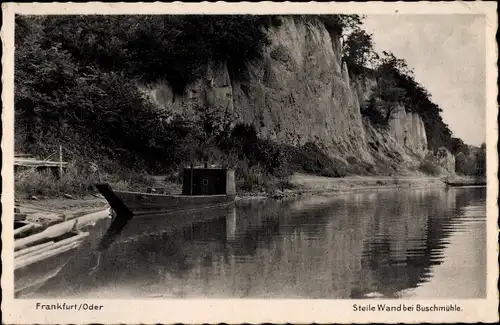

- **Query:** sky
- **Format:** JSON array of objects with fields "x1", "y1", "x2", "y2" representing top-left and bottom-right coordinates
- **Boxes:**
[{"x1": 362, "y1": 14, "x2": 486, "y2": 146}]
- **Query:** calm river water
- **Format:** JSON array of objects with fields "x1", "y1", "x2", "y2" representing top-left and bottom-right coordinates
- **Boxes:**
[{"x1": 29, "y1": 186, "x2": 486, "y2": 299}]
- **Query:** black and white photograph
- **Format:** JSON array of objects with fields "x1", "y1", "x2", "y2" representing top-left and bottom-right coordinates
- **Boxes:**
[{"x1": 2, "y1": 2, "x2": 498, "y2": 324}]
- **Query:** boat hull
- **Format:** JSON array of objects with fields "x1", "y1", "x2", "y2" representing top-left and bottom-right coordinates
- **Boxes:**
[
  {"x1": 112, "y1": 190, "x2": 236, "y2": 217},
  {"x1": 93, "y1": 183, "x2": 236, "y2": 250}
]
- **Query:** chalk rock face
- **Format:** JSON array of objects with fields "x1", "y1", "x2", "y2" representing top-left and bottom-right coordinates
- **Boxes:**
[
  {"x1": 138, "y1": 61, "x2": 237, "y2": 127},
  {"x1": 230, "y1": 17, "x2": 373, "y2": 163},
  {"x1": 138, "y1": 17, "x2": 433, "y2": 174},
  {"x1": 388, "y1": 107, "x2": 428, "y2": 158}
]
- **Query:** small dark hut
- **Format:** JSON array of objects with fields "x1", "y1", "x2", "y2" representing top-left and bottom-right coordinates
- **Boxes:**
[{"x1": 182, "y1": 165, "x2": 236, "y2": 196}]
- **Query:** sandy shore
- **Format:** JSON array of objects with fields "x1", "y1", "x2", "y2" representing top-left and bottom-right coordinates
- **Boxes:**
[
  {"x1": 263, "y1": 174, "x2": 446, "y2": 199},
  {"x1": 15, "y1": 174, "x2": 447, "y2": 216},
  {"x1": 16, "y1": 195, "x2": 109, "y2": 221},
  {"x1": 290, "y1": 173, "x2": 445, "y2": 192}
]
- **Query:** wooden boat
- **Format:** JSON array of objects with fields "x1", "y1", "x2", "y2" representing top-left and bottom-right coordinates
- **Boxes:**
[
  {"x1": 93, "y1": 166, "x2": 236, "y2": 251},
  {"x1": 95, "y1": 167, "x2": 236, "y2": 217}
]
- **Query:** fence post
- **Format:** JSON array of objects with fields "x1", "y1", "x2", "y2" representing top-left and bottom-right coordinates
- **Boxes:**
[
  {"x1": 59, "y1": 145, "x2": 63, "y2": 178},
  {"x1": 190, "y1": 162, "x2": 194, "y2": 195}
]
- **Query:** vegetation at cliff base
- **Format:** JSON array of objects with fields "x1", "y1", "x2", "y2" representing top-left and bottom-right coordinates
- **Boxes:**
[{"x1": 454, "y1": 143, "x2": 486, "y2": 178}]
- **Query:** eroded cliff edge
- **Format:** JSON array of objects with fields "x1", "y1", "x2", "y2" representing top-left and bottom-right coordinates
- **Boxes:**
[{"x1": 139, "y1": 17, "x2": 444, "y2": 175}]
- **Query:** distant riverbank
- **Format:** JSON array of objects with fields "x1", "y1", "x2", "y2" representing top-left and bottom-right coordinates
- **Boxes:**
[
  {"x1": 15, "y1": 174, "x2": 449, "y2": 217},
  {"x1": 240, "y1": 174, "x2": 447, "y2": 200}
]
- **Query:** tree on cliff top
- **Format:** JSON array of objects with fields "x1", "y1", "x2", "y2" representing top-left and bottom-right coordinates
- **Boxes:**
[
  {"x1": 362, "y1": 51, "x2": 408, "y2": 128},
  {"x1": 314, "y1": 14, "x2": 364, "y2": 36},
  {"x1": 342, "y1": 29, "x2": 379, "y2": 73},
  {"x1": 377, "y1": 51, "x2": 415, "y2": 78},
  {"x1": 449, "y1": 137, "x2": 470, "y2": 156},
  {"x1": 337, "y1": 15, "x2": 379, "y2": 75},
  {"x1": 361, "y1": 50, "x2": 459, "y2": 154}
]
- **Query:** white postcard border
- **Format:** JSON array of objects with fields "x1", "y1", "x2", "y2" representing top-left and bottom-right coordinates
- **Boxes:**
[{"x1": 2, "y1": 2, "x2": 498, "y2": 324}]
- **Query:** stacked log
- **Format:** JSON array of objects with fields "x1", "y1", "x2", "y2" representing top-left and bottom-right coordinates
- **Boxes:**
[
  {"x1": 14, "y1": 208, "x2": 110, "y2": 270},
  {"x1": 14, "y1": 223, "x2": 39, "y2": 239},
  {"x1": 16, "y1": 232, "x2": 89, "y2": 269},
  {"x1": 15, "y1": 241, "x2": 54, "y2": 258},
  {"x1": 14, "y1": 208, "x2": 110, "y2": 251},
  {"x1": 14, "y1": 208, "x2": 111, "y2": 297}
]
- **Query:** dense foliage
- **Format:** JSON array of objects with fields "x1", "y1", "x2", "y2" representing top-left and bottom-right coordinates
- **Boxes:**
[
  {"x1": 372, "y1": 52, "x2": 457, "y2": 153},
  {"x1": 455, "y1": 143, "x2": 486, "y2": 177},
  {"x1": 475, "y1": 143, "x2": 486, "y2": 177},
  {"x1": 15, "y1": 14, "x2": 351, "y2": 187},
  {"x1": 24, "y1": 15, "x2": 281, "y2": 94}
]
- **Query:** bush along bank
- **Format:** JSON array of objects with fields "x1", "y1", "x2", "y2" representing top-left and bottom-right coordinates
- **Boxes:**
[{"x1": 14, "y1": 122, "x2": 349, "y2": 200}]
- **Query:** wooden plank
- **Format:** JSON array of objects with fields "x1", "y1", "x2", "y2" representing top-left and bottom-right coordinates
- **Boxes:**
[
  {"x1": 14, "y1": 158, "x2": 69, "y2": 167},
  {"x1": 59, "y1": 145, "x2": 63, "y2": 178},
  {"x1": 16, "y1": 232, "x2": 89, "y2": 264},
  {"x1": 14, "y1": 223, "x2": 38, "y2": 238},
  {"x1": 14, "y1": 209, "x2": 110, "y2": 251},
  {"x1": 15, "y1": 241, "x2": 54, "y2": 258},
  {"x1": 15, "y1": 241, "x2": 81, "y2": 270},
  {"x1": 14, "y1": 162, "x2": 69, "y2": 167}
]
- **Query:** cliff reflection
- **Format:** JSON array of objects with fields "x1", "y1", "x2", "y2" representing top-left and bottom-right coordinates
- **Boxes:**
[{"x1": 33, "y1": 187, "x2": 486, "y2": 299}]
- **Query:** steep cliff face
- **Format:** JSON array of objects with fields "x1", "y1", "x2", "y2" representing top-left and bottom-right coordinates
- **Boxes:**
[
  {"x1": 388, "y1": 106, "x2": 428, "y2": 158},
  {"x1": 139, "y1": 17, "x2": 431, "y2": 174}
]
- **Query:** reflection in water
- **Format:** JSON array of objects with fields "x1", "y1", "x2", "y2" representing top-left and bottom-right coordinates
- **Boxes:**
[{"x1": 27, "y1": 187, "x2": 486, "y2": 299}]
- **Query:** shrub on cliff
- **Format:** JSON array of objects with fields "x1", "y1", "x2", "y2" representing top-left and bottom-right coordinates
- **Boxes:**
[
  {"x1": 449, "y1": 137, "x2": 470, "y2": 156},
  {"x1": 362, "y1": 76, "x2": 406, "y2": 128},
  {"x1": 336, "y1": 14, "x2": 461, "y2": 154},
  {"x1": 475, "y1": 143, "x2": 486, "y2": 178},
  {"x1": 287, "y1": 142, "x2": 347, "y2": 177},
  {"x1": 220, "y1": 124, "x2": 346, "y2": 179},
  {"x1": 455, "y1": 151, "x2": 477, "y2": 176},
  {"x1": 342, "y1": 29, "x2": 379, "y2": 74},
  {"x1": 418, "y1": 160, "x2": 442, "y2": 176}
]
